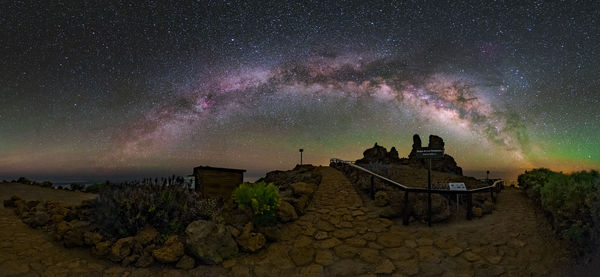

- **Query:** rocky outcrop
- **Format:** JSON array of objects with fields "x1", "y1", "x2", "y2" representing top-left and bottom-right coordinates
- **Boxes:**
[
  {"x1": 352, "y1": 135, "x2": 463, "y2": 176},
  {"x1": 185, "y1": 220, "x2": 239, "y2": 264},
  {"x1": 259, "y1": 165, "x2": 322, "y2": 220},
  {"x1": 277, "y1": 200, "x2": 298, "y2": 222},
  {"x1": 405, "y1": 134, "x2": 463, "y2": 176},
  {"x1": 258, "y1": 164, "x2": 321, "y2": 188},
  {"x1": 152, "y1": 236, "x2": 184, "y2": 263},
  {"x1": 110, "y1": 237, "x2": 135, "y2": 262},
  {"x1": 356, "y1": 143, "x2": 401, "y2": 164},
  {"x1": 291, "y1": 182, "x2": 316, "y2": 196}
]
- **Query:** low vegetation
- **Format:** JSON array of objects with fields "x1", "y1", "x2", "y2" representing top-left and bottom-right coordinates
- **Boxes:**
[
  {"x1": 84, "y1": 182, "x2": 107, "y2": 193},
  {"x1": 7, "y1": 177, "x2": 53, "y2": 188},
  {"x1": 518, "y1": 168, "x2": 600, "y2": 255},
  {"x1": 233, "y1": 181, "x2": 280, "y2": 226},
  {"x1": 90, "y1": 183, "x2": 218, "y2": 238}
]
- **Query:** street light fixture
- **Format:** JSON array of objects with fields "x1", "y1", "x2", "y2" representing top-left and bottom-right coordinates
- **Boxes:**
[{"x1": 299, "y1": 148, "x2": 304, "y2": 165}]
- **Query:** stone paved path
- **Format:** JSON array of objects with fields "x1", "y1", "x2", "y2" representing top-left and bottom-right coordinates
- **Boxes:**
[
  {"x1": 0, "y1": 169, "x2": 573, "y2": 276},
  {"x1": 226, "y1": 167, "x2": 571, "y2": 277}
]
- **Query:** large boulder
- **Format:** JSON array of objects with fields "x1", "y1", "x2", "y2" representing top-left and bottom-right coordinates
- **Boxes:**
[
  {"x1": 291, "y1": 182, "x2": 316, "y2": 196},
  {"x1": 176, "y1": 255, "x2": 196, "y2": 270},
  {"x1": 135, "y1": 225, "x2": 159, "y2": 246},
  {"x1": 185, "y1": 220, "x2": 238, "y2": 264},
  {"x1": 135, "y1": 245, "x2": 156, "y2": 267},
  {"x1": 292, "y1": 195, "x2": 310, "y2": 215},
  {"x1": 236, "y1": 223, "x2": 266, "y2": 252},
  {"x1": 153, "y1": 236, "x2": 185, "y2": 263},
  {"x1": 277, "y1": 200, "x2": 298, "y2": 222},
  {"x1": 110, "y1": 237, "x2": 135, "y2": 262},
  {"x1": 62, "y1": 221, "x2": 91, "y2": 248}
]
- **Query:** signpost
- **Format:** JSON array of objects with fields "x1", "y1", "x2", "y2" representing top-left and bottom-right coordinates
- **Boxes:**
[
  {"x1": 449, "y1": 182, "x2": 466, "y2": 214},
  {"x1": 415, "y1": 146, "x2": 444, "y2": 226}
]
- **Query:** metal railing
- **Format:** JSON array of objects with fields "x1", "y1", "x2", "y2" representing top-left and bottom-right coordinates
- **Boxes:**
[{"x1": 330, "y1": 158, "x2": 504, "y2": 225}]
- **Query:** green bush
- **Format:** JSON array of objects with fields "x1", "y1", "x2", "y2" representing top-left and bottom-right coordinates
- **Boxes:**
[
  {"x1": 233, "y1": 181, "x2": 280, "y2": 226},
  {"x1": 40, "y1": 181, "x2": 53, "y2": 188},
  {"x1": 518, "y1": 169, "x2": 600, "y2": 255},
  {"x1": 85, "y1": 182, "x2": 106, "y2": 193},
  {"x1": 70, "y1": 183, "x2": 84, "y2": 191},
  {"x1": 16, "y1": 177, "x2": 31, "y2": 185},
  {"x1": 90, "y1": 183, "x2": 219, "y2": 238}
]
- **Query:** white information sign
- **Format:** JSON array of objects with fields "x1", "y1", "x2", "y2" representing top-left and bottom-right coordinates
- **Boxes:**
[{"x1": 448, "y1": 182, "x2": 467, "y2": 191}]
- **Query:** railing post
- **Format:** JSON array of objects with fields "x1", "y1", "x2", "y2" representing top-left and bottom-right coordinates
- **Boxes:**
[
  {"x1": 370, "y1": 175, "x2": 375, "y2": 200},
  {"x1": 466, "y1": 193, "x2": 473, "y2": 220},
  {"x1": 491, "y1": 187, "x2": 496, "y2": 203},
  {"x1": 427, "y1": 158, "x2": 432, "y2": 227},
  {"x1": 403, "y1": 191, "x2": 409, "y2": 225}
]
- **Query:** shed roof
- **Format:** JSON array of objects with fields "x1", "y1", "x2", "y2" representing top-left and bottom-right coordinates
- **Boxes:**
[{"x1": 193, "y1": 165, "x2": 246, "y2": 173}]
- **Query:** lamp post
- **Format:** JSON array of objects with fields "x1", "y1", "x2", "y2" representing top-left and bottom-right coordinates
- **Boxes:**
[
  {"x1": 486, "y1": 170, "x2": 490, "y2": 180},
  {"x1": 299, "y1": 148, "x2": 303, "y2": 165}
]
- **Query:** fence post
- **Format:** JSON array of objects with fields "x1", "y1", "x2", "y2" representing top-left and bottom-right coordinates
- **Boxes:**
[
  {"x1": 403, "y1": 191, "x2": 409, "y2": 225},
  {"x1": 491, "y1": 187, "x2": 496, "y2": 203},
  {"x1": 466, "y1": 193, "x2": 473, "y2": 220},
  {"x1": 370, "y1": 175, "x2": 375, "y2": 200}
]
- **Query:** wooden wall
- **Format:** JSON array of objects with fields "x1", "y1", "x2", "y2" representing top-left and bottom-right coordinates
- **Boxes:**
[{"x1": 194, "y1": 168, "x2": 243, "y2": 199}]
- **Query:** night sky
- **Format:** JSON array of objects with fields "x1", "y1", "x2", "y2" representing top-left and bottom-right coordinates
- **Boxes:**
[{"x1": 1, "y1": 1, "x2": 599, "y2": 182}]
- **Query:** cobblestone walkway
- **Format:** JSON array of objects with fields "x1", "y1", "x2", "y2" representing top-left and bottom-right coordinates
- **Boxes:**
[
  {"x1": 0, "y1": 169, "x2": 572, "y2": 276},
  {"x1": 226, "y1": 167, "x2": 571, "y2": 277}
]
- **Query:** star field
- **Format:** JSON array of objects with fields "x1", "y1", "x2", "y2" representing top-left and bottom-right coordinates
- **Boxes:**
[{"x1": 0, "y1": 1, "x2": 598, "y2": 182}]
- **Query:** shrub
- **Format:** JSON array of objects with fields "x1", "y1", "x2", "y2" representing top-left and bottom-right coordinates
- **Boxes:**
[
  {"x1": 518, "y1": 169, "x2": 600, "y2": 255},
  {"x1": 233, "y1": 181, "x2": 280, "y2": 226},
  {"x1": 70, "y1": 183, "x2": 84, "y2": 191},
  {"x1": 40, "y1": 181, "x2": 53, "y2": 188},
  {"x1": 85, "y1": 182, "x2": 106, "y2": 193},
  {"x1": 90, "y1": 183, "x2": 218, "y2": 238},
  {"x1": 16, "y1": 177, "x2": 31, "y2": 185}
]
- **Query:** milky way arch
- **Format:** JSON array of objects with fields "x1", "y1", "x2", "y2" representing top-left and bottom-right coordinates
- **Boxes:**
[{"x1": 114, "y1": 54, "x2": 529, "y2": 162}]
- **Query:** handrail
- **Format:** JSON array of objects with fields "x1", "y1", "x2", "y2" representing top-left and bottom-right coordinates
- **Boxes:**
[
  {"x1": 330, "y1": 158, "x2": 500, "y2": 193},
  {"x1": 330, "y1": 158, "x2": 504, "y2": 224},
  {"x1": 330, "y1": 158, "x2": 411, "y2": 190}
]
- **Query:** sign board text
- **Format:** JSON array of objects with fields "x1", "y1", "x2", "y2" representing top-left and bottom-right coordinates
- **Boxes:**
[
  {"x1": 448, "y1": 182, "x2": 467, "y2": 191},
  {"x1": 415, "y1": 147, "x2": 445, "y2": 159}
]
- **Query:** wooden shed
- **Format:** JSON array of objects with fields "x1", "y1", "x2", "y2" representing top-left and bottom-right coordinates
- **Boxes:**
[{"x1": 193, "y1": 166, "x2": 246, "y2": 199}]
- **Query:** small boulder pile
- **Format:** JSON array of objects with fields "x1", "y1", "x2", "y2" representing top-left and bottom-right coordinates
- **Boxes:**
[
  {"x1": 259, "y1": 164, "x2": 321, "y2": 221},
  {"x1": 222, "y1": 165, "x2": 322, "y2": 254},
  {"x1": 354, "y1": 135, "x2": 463, "y2": 176},
  {"x1": 3, "y1": 195, "x2": 241, "y2": 269}
]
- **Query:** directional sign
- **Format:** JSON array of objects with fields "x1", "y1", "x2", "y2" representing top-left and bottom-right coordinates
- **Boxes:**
[
  {"x1": 448, "y1": 182, "x2": 467, "y2": 191},
  {"x1": 415, "y1": 147, "x2": 445, "y2": 159}
]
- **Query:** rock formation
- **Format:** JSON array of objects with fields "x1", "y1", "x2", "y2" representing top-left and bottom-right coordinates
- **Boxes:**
[
  {"x1": 355, "y1": 143, "x2": 401, "y2": 164},
  {"x1": 185, "y1": 220, "x2": 239, "y2": 264},
  {"x1": 406, "y1": 134, "x2": 462, "y2": 176},
  {"x1": 354, "y1": 135, "x2": 462, "y2": 176}
]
